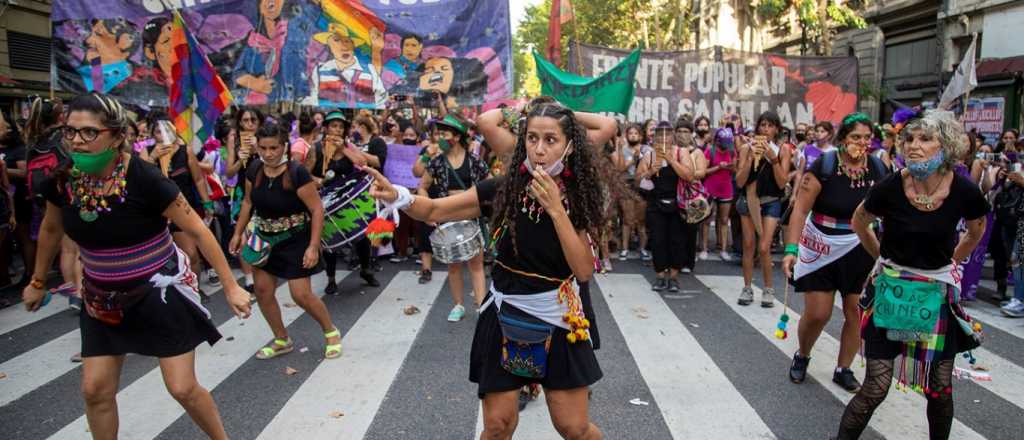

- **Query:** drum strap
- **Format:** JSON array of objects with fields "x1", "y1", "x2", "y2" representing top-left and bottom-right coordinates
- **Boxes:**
[{"x1": 443, "y1": 156, "x2": 468, "y2": 191}]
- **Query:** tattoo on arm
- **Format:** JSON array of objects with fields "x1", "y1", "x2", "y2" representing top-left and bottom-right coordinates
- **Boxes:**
[{"x1": 174, "y1": 194, "x2": 193, "y2": 217}]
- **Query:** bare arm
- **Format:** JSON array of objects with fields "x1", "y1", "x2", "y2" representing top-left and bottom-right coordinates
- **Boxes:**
[
  {"x1": 768, "y1": 145, "x2": 792, "y2": 189},
  {"x1": 954, "y1": 216, "x2": 987, "y2": 263},
  {"x1": 574, "y1": 112, "x2": 618, "y2": 148},
  {"x1": 30, "y1": 202, "x2": 65, "y2": 283},
  {"x1": 296, "y1": 181, "x2": 323, "y2": 252},
  {"x1": 187, "y1": 150, "x2": 210, "y2": 205},
  {"x1": 735, "y1": 141, "x2": 753, "y2": 188},
  {"x1": 851, "y1": 202, "x2": 880, "y2": 259},
  {"x1": 417, "y1": 171, "x2": 432, "y2": 197},
  {"x1": 784, "y1": 173, "x2": 820, "y2": 246},
  {"x1": 665, "y1": 147, "x2": 695, "y2": 182},
  {"x1": 164, "y1": 194, "x2": 239, "y2": 290},
  {"x1": 231, "y1": 180, "x2": 254, "y2": 241},
  {"x1": 476, "y1": 109, "x2": 518, "y2": 156}
]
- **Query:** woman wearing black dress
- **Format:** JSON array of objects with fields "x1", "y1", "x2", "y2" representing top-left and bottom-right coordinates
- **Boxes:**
[
  {"x1": 836, "y1": 110, "x2": 988, "y2": 439},
  {"x1": 229, "y1": 122, "x2": 341, "y2": 360},
  {"x1": 782, "y1": 113, "x2": 889, "y2": 393},
  {"x1": 22, "y1": 93, "x2": 251, "y2": 439},
  {"x1": 366, "y1": 104, "x2": 609, "y2": 439}
]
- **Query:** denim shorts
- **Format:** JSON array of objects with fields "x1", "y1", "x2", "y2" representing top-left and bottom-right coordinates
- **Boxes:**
[{"x1": 736, "y1": 196, "x2": 783, "y2": 218}]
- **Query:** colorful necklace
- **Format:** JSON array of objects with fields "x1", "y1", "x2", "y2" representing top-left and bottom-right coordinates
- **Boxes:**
[
  {"x1": 68, "y1": 154, "x2": 128, "y2": 222},
  {"x1": 837, "y1": 155, "x2": 869, "y2": 188},
  {"x1": 520, "y1": 178, "x2": 567, "y2": 223}
]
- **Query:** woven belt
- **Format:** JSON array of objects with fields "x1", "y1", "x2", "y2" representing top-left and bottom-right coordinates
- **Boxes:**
[
  {"x1": 812, "y1": 212, "x2": 852, "y2": 230},
  {"x1": 79, "y1": 229, "x2": 175, "y2": 284},
  {"x1": 256, "y1": 212, "x2": 309, "y2": 234}
]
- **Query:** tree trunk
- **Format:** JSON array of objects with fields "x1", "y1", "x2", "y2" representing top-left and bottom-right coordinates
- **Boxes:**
[{"x1": 817, "y1": 0, "x2": 831, "y2": 55}]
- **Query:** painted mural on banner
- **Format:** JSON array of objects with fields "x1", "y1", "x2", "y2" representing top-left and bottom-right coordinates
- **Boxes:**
[
  {"x1": 570, "y1": 43, "x2": 858, "y2": 128},
  {"x1": 52, "y1": 0, "x2": 511, "y2": 109}
]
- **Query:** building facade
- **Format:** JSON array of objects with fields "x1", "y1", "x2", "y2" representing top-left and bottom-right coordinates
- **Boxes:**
[{"x1": 0, "y1": 0, "x2": 58, "y2": 119}]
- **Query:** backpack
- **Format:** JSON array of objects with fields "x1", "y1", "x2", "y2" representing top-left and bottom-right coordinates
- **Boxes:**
[
  {"x1": 26, "y1": 130, "x2": 70, "y2": 204},
  {"x1": 675, "y1": 148, "x2": 712, "y2": 224}
]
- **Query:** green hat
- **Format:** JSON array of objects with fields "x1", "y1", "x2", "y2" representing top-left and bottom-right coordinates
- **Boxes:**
[
  {"x1": 324, "y1": 110, "x2": 347, "y2": 123},
  {"x1": 435, "y1": 114, "x2": 468, "y2": 136}
]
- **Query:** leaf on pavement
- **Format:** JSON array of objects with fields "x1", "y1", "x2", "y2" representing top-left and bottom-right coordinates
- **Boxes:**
[
  {"x1": 284, "y1": 366, "x2": 298, "y2": 376},
  {"x1": 329, "y1": 411, "x2": 345, "y2": 418}
]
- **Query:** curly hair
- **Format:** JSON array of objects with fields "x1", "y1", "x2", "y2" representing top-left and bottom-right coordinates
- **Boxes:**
[
  {"x1": 901, "y1": 109, "x2": 967, "y2": 173},
  {"x1": 490, "y1": 104, "x2": 606, "y2": 255}
]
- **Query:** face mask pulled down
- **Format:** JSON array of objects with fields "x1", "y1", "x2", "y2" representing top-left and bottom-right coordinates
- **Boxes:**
[
  {"x1": 907, "y1": 150, "x2": 944, "y2": 180},
  {"x1": 524, "y1": 141, "x2": 572, "y2": 176}
]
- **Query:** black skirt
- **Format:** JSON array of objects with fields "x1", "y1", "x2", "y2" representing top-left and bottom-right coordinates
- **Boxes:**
[
  {"x1": 790, "y1": 245, "x2": 875, "y2": 295},
  {"x1": 258, "y1": 226, "x2": 324, "y2": 280},
  {"x1": 860, "y1": 281, "x2": 980, "y2": 361},
  {"x1": 81, "y1": 280, "x2": 221, "y2": 358},
  {"x1": 469, "y1": 293, "x2": 603, "y2": 398}
]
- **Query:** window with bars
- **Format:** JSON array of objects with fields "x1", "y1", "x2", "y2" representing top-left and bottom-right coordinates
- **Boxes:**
[{"x1": 7, "y1": 31, "x2": 51, "y2": 72}]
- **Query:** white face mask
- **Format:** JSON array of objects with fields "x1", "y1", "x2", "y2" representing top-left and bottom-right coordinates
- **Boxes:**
[{"x1": 525, "y1": 141, "x2": 572, "y2": 176}]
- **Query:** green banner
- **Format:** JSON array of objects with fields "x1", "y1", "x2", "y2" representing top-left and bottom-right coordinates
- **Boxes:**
[{"x1": 533, "y1": 49, "x2": 640, "y2": 114}]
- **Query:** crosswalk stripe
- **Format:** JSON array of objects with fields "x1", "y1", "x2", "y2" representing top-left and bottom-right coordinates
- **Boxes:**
[
  {"x1": 597, "y1": 273, "x2": 776, "y2": 439},
  {"x1": 963, "y1": 299, "x2": 1024, "y2": 341},
  {"x1": 697, "y1": 274, "x2": 986, "y2": 440},
  {"x1": 46, "y1": 272, "x2": 343, "y2": 440},
  {"x1": 0, "y1": 296, "x2": 65, "y2": 336},
  {"x1": 475, "y1": 393, "x2": 562, "y2": 439},
  {"x1": 0, "y1": 329, "x2": 80, "y2": 407},
  {"x1": 256, "y1": 271, "x2": 444, "y2": 440}
]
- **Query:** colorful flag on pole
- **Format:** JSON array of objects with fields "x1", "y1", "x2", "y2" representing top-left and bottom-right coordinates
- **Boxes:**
[
  {"x1": 939, "y1": 33, "x2": 978, "y2": 110},
  {"x1": 534, "y1": 48, "x2": 640, "y2": 115},
  {"x1": 168, "y1": 9, "x2": 233, "y2": 152},
  {"x1": 547, "y1": 0, "x2": 574, "y2": 67}
]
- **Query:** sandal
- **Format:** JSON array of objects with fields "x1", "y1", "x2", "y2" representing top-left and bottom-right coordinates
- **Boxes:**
[
  {"x1": 324, "y1": 328, "x2": 342, "y2": 359},
  {"x1": 256, "y1": 337, "x2": 293, "y2": 360}
]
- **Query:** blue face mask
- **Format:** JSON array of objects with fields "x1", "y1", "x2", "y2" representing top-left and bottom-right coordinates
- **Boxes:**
[{"x1": 907, "y1": 150, "x2": 944, "y2": 180}]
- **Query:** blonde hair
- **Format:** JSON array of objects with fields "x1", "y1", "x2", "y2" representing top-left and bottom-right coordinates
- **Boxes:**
[{"x1": 901, "y1": 109, "x2": 966, "y2": 172}]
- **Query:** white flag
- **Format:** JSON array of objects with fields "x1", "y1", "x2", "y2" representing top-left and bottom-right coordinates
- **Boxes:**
[{"x1": 939, "y1": 34, "x2": 978, "y2": 110}]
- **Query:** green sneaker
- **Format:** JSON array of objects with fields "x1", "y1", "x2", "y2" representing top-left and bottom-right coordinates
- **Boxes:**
[{"x1": 447, "y1": 304, "x2": 466, "y2": 322}]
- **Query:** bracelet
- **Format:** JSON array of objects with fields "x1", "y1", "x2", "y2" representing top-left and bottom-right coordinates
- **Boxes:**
[
  {"x1": 419, "y1": 154, "x2": 431, "y2": 164},
  {"x1": 784, "y1": 243, "x2": 799, "y2": 257},
  {"x1": 30, "y1": 277, "x2": 45, "y2": 289}
]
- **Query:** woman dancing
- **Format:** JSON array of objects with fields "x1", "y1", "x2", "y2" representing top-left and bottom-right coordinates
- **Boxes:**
[
  {"x1": 22, "y1": 93, "x2": 251, "y2": 439},
  {"x1": 835, "y1": 110, "x2": 987, "y2": 439},
  {"x1": 367, "y1": 103, "x2": 608, "y2": 439}
]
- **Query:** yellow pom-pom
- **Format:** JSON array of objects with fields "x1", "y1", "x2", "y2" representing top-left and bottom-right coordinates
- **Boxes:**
[
  {"x1": 973, "y1": 322, "x2": 982, "y2": 332},
  {"x1": 774, "y1": 329, "x2": 786, "y2": 339},
  {"x1": 566, "y1": 333, "x2": 578, "y2": 344},
  {"x1": 581, "y1": 318, "x2": 591, "y2": 329}
]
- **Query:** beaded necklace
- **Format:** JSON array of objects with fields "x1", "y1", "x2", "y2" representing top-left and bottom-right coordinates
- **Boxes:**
[
  {"x1": 68, "y1": 154, "x2": 128, "y2": 222},
  {"x1": 837, "y1": 153, "x2": 869, "y2": 189},
  {"x1": 519, "y1": 178, "x2": 568, "y2": 223}
]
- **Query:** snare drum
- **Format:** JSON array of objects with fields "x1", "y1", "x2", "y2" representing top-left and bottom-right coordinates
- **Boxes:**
[
  {"x1": 320, "y1": 172, "x2": 377, "y2": 250},
  {"x1": 429, "y1": 220, "x2": 484, "y2": 264}
]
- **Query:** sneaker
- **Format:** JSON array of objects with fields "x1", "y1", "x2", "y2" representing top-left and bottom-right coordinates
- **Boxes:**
[
  {"x1": 389, "y1": 255, "x2": 406, "y2": 264},
  {"x1": 720, "y1": 251, "x2": 732, "y2": 262},
  {"x1": 244, "y1": 282, "x2": 255, "y2": 293},
  {"x1": 618, "y1": 250, "x2": 629, "y2": 261},
  {"x1": 447, "y1": 304, "x2": 466, "y2": 322},
  {"x1": 761, "y1": 288, "x2": 776, "y2": 308},
  {"x1": 667, "y1": 278, "x2": 680, "y2": 293},
  {"x1": 681, "y1": 267, "x2": 692, "y2": 274},
  {"x1": 70, "y1": 352, "x2": 83, "y2": 363},
  {"x1": 698, "y1": 251, "x2": 709, "y2": 261},
  {"x1": 68, "y1": 296, "x2": 82, "y2": 311},
  {"x1": 324, "y1": 280, "x2": 338, "y2": 295},
  {"x1": 360, "y1": 270, "x2": 380, "y2": 287},
  {"x1": 418, "y1": 269, "x2": 432, "y2": 284},
  {"x1": 652, "y1": 278, "x2": 667, "y2": 292},
  {"x1": 601, "y1": 259, "x2": 613, "y2": 273},
  {"x1": 833, "y1": 368, "x2": 862, "y2": 393},
  {"x1": 206, "y1": 269, "x2": 221, "y2": 287},
  {"x1": 1001, "y1": 298, "x2": 1024, "y2": 317},
  {"x1": 640, "y1": 250, "x2": 652, "y2": 261},
  {"x1": 738, "y1": 286, "x2": 754, "y2": 306},
  {"x1": 789, "y1": 353, "x2": 810, "y2": 383}
]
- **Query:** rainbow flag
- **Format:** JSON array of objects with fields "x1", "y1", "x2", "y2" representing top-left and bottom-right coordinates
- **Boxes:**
[
  {"x1": 168, "y1": 10, "x2": 232, "y2": 151},
  {"x1": 320, "y1": 0, "x2": 385, "y2": 47}
]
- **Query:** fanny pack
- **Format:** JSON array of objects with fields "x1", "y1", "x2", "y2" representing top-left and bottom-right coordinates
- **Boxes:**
[
  {"x1": 80, "y1": 259, "x2": 177, "y2": 326},
  {"x1": 871, "y1": 267, "x2": 945, "y2": 340},
  {"x1": 242, "y1": 218, "x2": 303, "y2": 267},
  {"x1": 498, "y1": 305, "x2": 555, "y2": 379}
]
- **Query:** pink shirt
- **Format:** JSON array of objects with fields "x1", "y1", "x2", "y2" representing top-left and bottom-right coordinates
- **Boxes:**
[
  {"x1": 703, "y1": 147, "x2": 734, "y2": 200},
  {"x1": 291, "y1": 138, "x2": 311, "y2": 162}
]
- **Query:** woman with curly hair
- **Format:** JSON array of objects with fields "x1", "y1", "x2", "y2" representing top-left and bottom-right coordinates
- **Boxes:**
[
  {"x1": 836, "y1": 110, "x2": 988, "y2": 439},
  {"x1": 366, "y1": 103, "x2": 611, "y2": 439}
]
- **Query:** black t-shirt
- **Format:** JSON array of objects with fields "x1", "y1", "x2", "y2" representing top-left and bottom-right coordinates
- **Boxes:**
[
  {"x1": 2, "y1": 143, "x2": 29, "y2": 204},
  {"x1": 477, "y1": 177, "x2": 573, "y2": 294},
  {"x1": 43, "y1": 155, "x2": 180, "y2": 249},
  {"x1": 311, "y1": 142, "x2": 356, "y2": 180},
  {"x1": 148, "y1": 145, "x2": 201, "y2": 210},
  {"x1": 863, "y1": 172, "x2": 989, "y2": 270},
  {"x1": 363, "y1": 136, "x2": 388, "y2": 170},
  {"x1": 246, "y1": 162, "x2": 314, "y2": 219},
  {"x1": 648, "y1": 151, "x2": 681, "y2": 207},
  {"x1": 808, "y1": 153, "x2": 889, "y2": 235}
]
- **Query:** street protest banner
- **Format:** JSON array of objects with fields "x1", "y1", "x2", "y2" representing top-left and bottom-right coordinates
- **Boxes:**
[
  {"x1": 52, "y1": 0, "x2": 511, "y2": 110},
  {"x1": 535, "y1": 49, "x2": 640, "y2": 115},
  {"x1": 383, "y1": 143, "x2": 422, "y2": 189},
  {"x1": 570, "y1": 43, "x2": 858, "y2": 128},
  {"x1": 963, "y1": 97, "x2": 1006, "y2": 143}
]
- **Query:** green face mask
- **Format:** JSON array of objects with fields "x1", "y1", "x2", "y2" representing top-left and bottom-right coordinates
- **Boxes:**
[
  {"x1": 438, "y1": 138, "x2": 452, "y2": 153},
  {"x1": 71, "y1": 147, "x2": 117, "y2": 175}
]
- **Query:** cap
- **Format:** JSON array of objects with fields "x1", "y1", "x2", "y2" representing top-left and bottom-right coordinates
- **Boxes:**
[
  {"x1": 654, "y1": 121, "x2": 674, "y2": 132},
  {"x1": 435, "y1": 114, "x2": 468, "y2": 135},
  {"x1": 324, "y1": 110, "x2": 347, "y2": 123}
]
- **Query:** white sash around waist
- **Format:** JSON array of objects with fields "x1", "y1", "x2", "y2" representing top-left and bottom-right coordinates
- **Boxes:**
[
  {"x1": 150, "y1": 246, "x2": 211, "y2": 319},
  {"x1": 794, "y1": 219, "x2": 862, "y2": 280},
  {"x1": 872, "y1": 257, "x2": 960, "y2": 289},
  {"x1": 481, "y1": 283, "x2": 572, "y2": 331}
]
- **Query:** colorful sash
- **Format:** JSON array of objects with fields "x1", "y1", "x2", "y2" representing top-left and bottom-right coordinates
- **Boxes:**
[
  {"x1": 79, "y1": 230, "x2": 175, "y2": 285},
  {"x1": 811, "y1": 212, "x2": 852, "y2": 230}
]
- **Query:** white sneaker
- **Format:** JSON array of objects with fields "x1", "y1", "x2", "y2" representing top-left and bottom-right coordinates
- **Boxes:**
[
  {"x1": 618, "y1": 250, "x2": 629, "y2": 261},
  {"x1": 601, "y1": 259, "x2": 613, "y2": 273},
  {"x1": 720, "y1": 251, "x2": 732, "y2": 262},
  {"x1": 640, "y1": 250, "x2": 652, "y2": 261},
  {"x1": 1001, "y1": 298, "x2": 1024, "y2": 318},
  {"x1": 681, "y1": 267, "x2": 692, "y2": 274},
  {"x1": 698, "y1": 251, "x2": 709, "y2": 261},
  {"x1": 206, "y1": 269, "x2": 221, "y2": 287}
]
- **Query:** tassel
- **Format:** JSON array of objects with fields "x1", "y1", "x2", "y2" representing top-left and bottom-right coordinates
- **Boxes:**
[
  {"x1": 518, "y1": 163, "x2": 528, "y2": 175},
  {"x1": 365, "y1": 217, "x2": 396, "y2": 248}
]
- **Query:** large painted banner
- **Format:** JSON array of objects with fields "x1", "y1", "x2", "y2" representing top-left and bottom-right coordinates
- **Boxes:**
[
  {"x1": 570, "y1": 43, "x2": 858, "y2": 128},
  {"x1": 52, "y1": 0, "x2": 511, "y2": 109}
]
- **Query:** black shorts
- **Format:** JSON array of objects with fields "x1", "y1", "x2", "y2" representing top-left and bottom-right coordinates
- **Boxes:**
[{"x1": 790, "y1": 245, "x2": 874, "y2": 295}]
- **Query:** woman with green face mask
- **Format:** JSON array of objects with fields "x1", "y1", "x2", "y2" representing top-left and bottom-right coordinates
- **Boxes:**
[
  {"x1": 419, "y1": 114, "x2": 490, "y2": 322},
  {"x1": 20, "y1": 93, "x2": 252, "y2": 440}
]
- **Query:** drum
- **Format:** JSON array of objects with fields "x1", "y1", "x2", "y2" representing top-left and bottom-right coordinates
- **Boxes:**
[
  {"x1": 429, "y1": 221, "x2": 484, "y2": 264},
  {"x1": 320, "y1": 172, "x2": 377, "y2": 250}
]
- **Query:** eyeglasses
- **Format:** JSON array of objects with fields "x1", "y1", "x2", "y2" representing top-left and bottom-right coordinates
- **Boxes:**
[{"x1": 63, "y1": 126, "x2": 115, "y2": 142}]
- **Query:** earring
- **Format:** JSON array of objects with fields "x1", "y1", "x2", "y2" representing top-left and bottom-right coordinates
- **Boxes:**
[
  {"x1": 561, "y1": 167, "x2": 573, "y2": 178},
  {"x1": 518, "y1": 163, "x2": 528, "y2": 175}
]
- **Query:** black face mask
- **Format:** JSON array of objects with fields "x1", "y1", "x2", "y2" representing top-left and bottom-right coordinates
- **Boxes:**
[
  {"x1": 627, "y1": 139, "x2": 641, "y2": 146},
  {"x1": 402, "y1": 138, "x2": 418, "y2": 145},
  {"x1": 696, "y1": 129, "x2": 708, "y2": 137},
  {"x1": 383, "y1": 123, "x2": 395, "y2": 133},
  {"x1": 795, "y1": 132, "x2": 807, "y2": 142}
]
